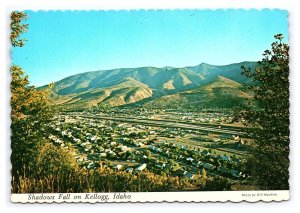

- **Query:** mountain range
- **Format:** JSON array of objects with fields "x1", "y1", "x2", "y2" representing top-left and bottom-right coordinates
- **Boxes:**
[{"x1": 40, "y1": 61, "x2": 257, "y2": 110}]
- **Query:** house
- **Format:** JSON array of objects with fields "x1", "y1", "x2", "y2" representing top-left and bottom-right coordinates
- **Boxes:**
[
  {"x1": 186, "y1": 157, "x2": 194, "y2": 162},
  {"x1": 135, "y1": 163, "x2": 147, "y2": 172},
  {"x1": 120, "y1": 145, "x2": 129, "y2": 152},
  {"x1": 113, "y1": 164, "x2": 123, "y2": 170},
  {"x1": 73, "y1": 138, "x2": 81, "y2": 143},
  {"x1": 99, "y1": 153, "x2": 107, "y2": 157},
  {"x1": 84, "y1": 141, "x2": 91, "y2": 146},
  {"x1": 91, "y1": 135, "x2": 98, "y2": 141},
  {"x1": 87, "y1": 162, "x2": 95, "y2": 169},
  {"x1": 233, "y1": 135, "x2": 240, "y2": 140},
  {"x1": 221, "y1": 155, "x2": 231, "y2": 161},
  {"x1": 108, "y1": 150, "x2": 116, "y2": 157},
  {"x1": 105, "y1": 149, "x2": 111, "y2": 153},
  {"x1": 176, "y1": 169, "x2": 186, "y2": 177},
  {"x1": 192, "y1": 160, "x2": 202, "y2": 167},
  {"x1": 120, "y1": 137, "x2": 129, "y2": 142},
  {"x1": 231, "y1": 169, "x2": 240, "y2": 178},
  {"x1": 74, "y1": 155, "x2": 80, "y2": 160},
  {"x1": 61, "y1": 130, "x2": 68, "y2": 136},
  {"x1": 110, "y1": 141, "x2": 117, "y2": 146},
  {"x1": 155, "y1": 162, "x2": 166, "y2": 169},
  {"x1": 179, "y1": 145, "x2": 187, "y2": 150},
  {"x1": 202, "y1": 150, "x2": 210, "y2": 156},
  {"x1": 54, "y1": 139, "x2": 63, "y2": 145},
  {"x1": 162, "y1": 141, "x2": 169, "y2": 145},
  {"x1": 239, "y1": 172, "x2": 246, "y2": 178},
  {"x1": 203, "y1": 162, "x2": 215, "y2": 171},
  {"x1": 183, "y1": 171, "x2": 194, "y2": 180},
  {"x1": 149, "y1": 131, "x2": 155, "y2": 135},
  {"x1": 149, "y1": 145, "x2": 155, "y2": 150},
  {"x1": 97, "y1": 146, "x2": 105, "y2": 152},
  {"x1": 149, "y1": 145, "x2": 159, "y2": 152},
  {"x1": 178, "y1": 155, "x2": 185, "y2": 160},
  {"x1": 240, "y1": 139, "x2": 246, "y2": 144},
  {"x1": 48, "y1": 134, "x2": 55, "y2": 140},
  {"x1": 138, "y1": 142, "x2": 145, "y2": 147}
]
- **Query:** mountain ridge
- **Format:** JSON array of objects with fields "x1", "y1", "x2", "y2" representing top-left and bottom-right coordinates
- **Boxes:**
[{"x1": 40, "y1": 61, "x2": 256, "y2": 109}]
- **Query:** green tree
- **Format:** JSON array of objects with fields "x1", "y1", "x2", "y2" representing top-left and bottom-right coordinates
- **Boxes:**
[
  {"x1": 35, "y1": 142, "x2": 79, "y2": 176},
  {"x1": 10, "y1": 65, "x2": 52, "y2": 174},
  {"x1": 10, "y1": 11, "x2": 28, "y2": 47},
  {"x1": 241, "y1": 34, "x2": 289, "y2": 190},
  {"x1": 10, "y1": 11, "x2": 54, "y2": 178}
]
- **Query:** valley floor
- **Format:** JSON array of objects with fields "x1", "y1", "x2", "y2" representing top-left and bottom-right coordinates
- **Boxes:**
[{"x1": 47, "y1": 109, "x2": 252, "y2": 188}]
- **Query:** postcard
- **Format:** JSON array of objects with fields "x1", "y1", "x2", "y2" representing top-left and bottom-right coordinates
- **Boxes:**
[{"x1": 10, "y1": 9, "x2": 289, "y2": 203}]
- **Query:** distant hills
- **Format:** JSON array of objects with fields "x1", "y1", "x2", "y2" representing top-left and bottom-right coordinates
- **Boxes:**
[{"x1": 40, "y1": 61, "x2": 257, "y2": 110}]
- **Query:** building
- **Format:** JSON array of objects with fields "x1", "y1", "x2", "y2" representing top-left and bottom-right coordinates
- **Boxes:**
[
  {"x1": 186, "y1": 157, "x2": 194, "y2": 162},
  {"x1": 126, "y1": 167, "x2": 134, "y2": 173},
  {"x1": 113, "y1": 164, "x2": 123, "y2": 170},
  {"x1": 183, "y1": 171, "x2": 194, "y2": 180},
  {"x1": 135, "y1": 163, "x2": 147, "y2": 172}
]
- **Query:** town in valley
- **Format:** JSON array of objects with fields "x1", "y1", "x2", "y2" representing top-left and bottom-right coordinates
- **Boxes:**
[{"x1": 48, "y1": 107, "x2": 250, "y2": 183}]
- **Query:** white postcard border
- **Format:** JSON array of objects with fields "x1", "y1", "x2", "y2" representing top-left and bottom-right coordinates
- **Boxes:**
[
  {"x1": 2, "y1": 0, "x2": 299, "y2": 208},
  {"x1": 11, "y1": 190, "x2": 289, "y2": 203}
]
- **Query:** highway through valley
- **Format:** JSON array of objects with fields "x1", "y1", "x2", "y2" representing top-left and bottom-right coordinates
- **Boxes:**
[{"x1": 70, "y1": 114, "x2": 247, "y2": 137}]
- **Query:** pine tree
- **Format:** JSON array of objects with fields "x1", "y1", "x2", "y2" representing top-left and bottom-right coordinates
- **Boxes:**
[{"x1": 241, "y1": 34, "x2": 289, "y2": 190}]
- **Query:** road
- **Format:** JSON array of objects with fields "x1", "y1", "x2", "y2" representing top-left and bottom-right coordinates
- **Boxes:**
[{"x1": 69, "y1": 113, "x2": 247, "y2": 136}]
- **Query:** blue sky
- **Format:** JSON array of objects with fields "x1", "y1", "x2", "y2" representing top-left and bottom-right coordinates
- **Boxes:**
[{"x1": 12, "y1": 9, "x2": 288, "y2": 86}]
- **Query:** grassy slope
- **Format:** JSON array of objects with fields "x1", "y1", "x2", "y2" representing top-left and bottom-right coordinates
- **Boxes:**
[
  {"x1": 53, "y1": 77, "x2": 153, "y2": 109},
  {"x1": 145, "y1": 75, "x2": 252, "y2": 109}
]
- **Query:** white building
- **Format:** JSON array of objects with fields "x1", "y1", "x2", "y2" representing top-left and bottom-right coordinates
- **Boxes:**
[{"x1": 135, "y1": 163, "x2": 147, "y2": 172}]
